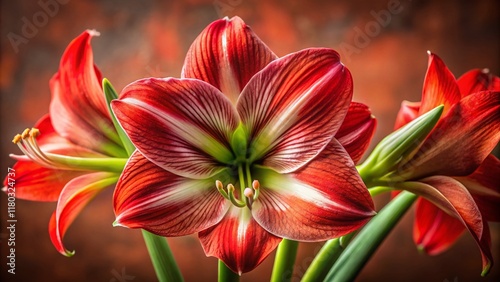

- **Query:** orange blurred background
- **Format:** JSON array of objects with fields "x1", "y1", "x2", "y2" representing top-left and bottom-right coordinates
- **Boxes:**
[{"x1": 1, "y1": 0, "x2": 499, "y2": 281}]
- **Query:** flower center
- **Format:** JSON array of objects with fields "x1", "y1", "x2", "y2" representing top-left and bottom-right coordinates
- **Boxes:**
[
  {"x1": 12, "y1": 128, "x2": 127, "y2": 173},
  {"x1": 216, "y1": 178, "x2": 260, "y2": 209}
]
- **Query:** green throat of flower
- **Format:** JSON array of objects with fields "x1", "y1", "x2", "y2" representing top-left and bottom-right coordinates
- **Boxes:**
[{"x1": 215, "y1": 124, "x2": 261, "y2": 209}]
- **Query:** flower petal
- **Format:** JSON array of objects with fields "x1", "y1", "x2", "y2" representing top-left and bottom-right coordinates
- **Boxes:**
[
  {"x1": 113, "y1": 151, "x2": 230, "y2": 236},
  {"x1": 238, "y1": 48, "x2": 353, "y2": 173},
  {"x1": 112, "y1": 78, "x2": 239, "y2": 179},
  {"x1": 335, "y1": 102, "x2": 377, "y2": 164},
  {"x1": 419, "y1": 52, "x2": 461, "y2": 115},
  {"x1": 414, "y1": 198, "x2": 465, "y2": 255},
  {"x1": 3, "y1": 160, "x2": 86, "y2": 201},
  {"x1": 398, "y1": 91, "x2": 500, "y2": 179},
  {"x1": 455, "y1": 155, "x2": 500, "y2": 222},
  {"x1": 182, "y1": 16, "x2": 277, "y2": 104},
  {"x1": 49, "y1": 171, "x2": 118, "y2": 256},
  {"x1": 396, "y1": 176, "x2": 492, "y2": 273},
  {"x1": 394, "y1": 101, "x2": 421, "y2": 130},
  {"x1": 457, "y1": 69, "x2": 500, "y2": 96},
  {"x1": 251, "y1": 139, "x2": 375, "y2": 241},
  {"x1": 49, "y1": 30, "x2": 124, "y2": 157},
  {"x1": 198, "y1": 207, "x2": 282, "y2": 274}
]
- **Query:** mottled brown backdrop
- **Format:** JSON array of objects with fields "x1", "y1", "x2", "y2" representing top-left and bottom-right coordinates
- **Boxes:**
[{"x1": 1, "y1": 0, "x2": 499, "y2": 281}]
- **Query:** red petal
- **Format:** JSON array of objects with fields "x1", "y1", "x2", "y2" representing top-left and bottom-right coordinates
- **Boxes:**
[
  {"x1": 182, "y1": 16, "x2": 277, "y2": 104},
  {"x1": 252, "y1": 140, "x2": 375, "y2": 241},
  {"x1": 49, "y1": 30, "x2": 124, "y2": 157},
  {"x1": 414, "y1": 198, "x2": 465, "y2": 255},
  {"x1": 397, "y1": 176, "x2": 492, "y2": 272},
  {"x1": 419, "y1": 52, "x2": 461, "y2": 115},
  {"x1": 335, "y1": 102, "x2": 377, "y2": 164},
  {"x1": 455, "y1": 155, "x2": 500, "y2": 222},
  {"x1": 238, "y1": 48, "x2": 353, "y2": 173},
  {"x1": 198, "y1": 207, "x2": 282, "y2": 274},
  {"x1": 3, "y1": 160, "x2": 86, "y2": 201},
  {"x1": 113, "y1": 151, "x2": 230, "y2": 236},
  {"x1": 398, "y1": 91, "x2": 500, "y2": 179},
  {"x1": 394, "y1": 101, "x2": 421, "y2": 130},
  {"x1": 49, "y1": 172, "x2": 117, "y2": 256},
  {"x1": 112, "y1": 78, "x2": 238, "y2": 179},
  {"x1": 457, "y1": 69, "x2": 500, "y2": 96}
]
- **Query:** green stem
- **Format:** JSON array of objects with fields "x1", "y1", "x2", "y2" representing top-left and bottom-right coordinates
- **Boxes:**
[
  {"x1": 141, "y1": 230, "x2": 183, "y2": 282},
  {"x1": 301, "y1": 232, "x2": 355, "y2": 282},
  {"x1": 218, "y1": 260, "x2": 240, "y2": 282},
  {"x1": 271, "y1": 239, "x2": 299, "y2": 282},
  {"x1": 324, "y1": 191, "x2": 418, "y2": 282}
]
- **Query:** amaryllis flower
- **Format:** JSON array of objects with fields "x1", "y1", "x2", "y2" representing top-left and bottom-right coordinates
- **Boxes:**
[
  {"x1": 391, "y1": 52, "x2": 500, "y2": 274},
  {"x1": 111, "y1": 17, "x2": 376, "y2": 274},
  {"x1": 2, "y1": 30, "x2": 128, "y2": 256}
]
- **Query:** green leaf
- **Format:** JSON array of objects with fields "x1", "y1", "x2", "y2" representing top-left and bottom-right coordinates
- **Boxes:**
[{"x1": 324, "y1": 191, "x2": 418, "y2": 281}]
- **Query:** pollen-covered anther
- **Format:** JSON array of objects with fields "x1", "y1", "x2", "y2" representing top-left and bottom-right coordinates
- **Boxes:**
[
  {"x1": 12, "y1": 134, "x2": 22, "y2": 144},
  {"x1": 12, "y1": 127, "x2": 57, "y2": 169},
  {"x1": 29, "y1": 128, "x2": 40, "y2": 138},
  {"x1": 21, "y1": 128, "x2": 31, "y2": 139}
]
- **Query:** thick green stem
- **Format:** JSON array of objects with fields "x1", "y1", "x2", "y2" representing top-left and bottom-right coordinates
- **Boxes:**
[
  {"x1": 301, "y1": 232, "x2": 355, "y2": 282},
  {"x1": 324, "y1": 191, "x2": 418, "y2": 281},
  {"x1": 271, "y1": 239, "x2": 299, "y2": 282},
  {"x1": 218, "y1": 260, "x2": 240, "y2": 282},
  {"x1": 141, "y1": 230, "x2": 183, "y2": 282}
]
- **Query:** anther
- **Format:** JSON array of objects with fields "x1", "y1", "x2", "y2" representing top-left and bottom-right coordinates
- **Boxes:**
[
  {"x1": 215, "y1": 180, "x2": 228, "y2": 199},
  {"x1": 12, "y1": 134, "x2": 22, "y2": 144},
  {"x1": 30, "y1": 128, "x2": 40, "y2": 138},
  {"x1": 21, "y1": 128, "x2": 30, "y2": 139},
  {"x1": 252, "y1": 180, "x2": 260, "y2": 200}
]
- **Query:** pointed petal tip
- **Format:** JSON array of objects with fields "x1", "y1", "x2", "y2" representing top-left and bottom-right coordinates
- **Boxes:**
[{"x1": 112, "y1": 219, "x2": 124, "y2": 228}]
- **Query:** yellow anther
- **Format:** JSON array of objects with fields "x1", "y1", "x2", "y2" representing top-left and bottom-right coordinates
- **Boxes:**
[
  {"x1": 21, "y1": 128, "x2": 30, "y2": 139},
  {"x1": 30, "y1": 128, "x2": 40, "y2": 138},
  {"x1": 12, "y1": 134, "x2": 22, "y2": 144}
]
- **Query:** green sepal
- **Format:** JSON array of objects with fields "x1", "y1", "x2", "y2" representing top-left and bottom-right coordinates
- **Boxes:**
[{"x1": 103, "y1": 78, "x2": 136, "y2": 157}]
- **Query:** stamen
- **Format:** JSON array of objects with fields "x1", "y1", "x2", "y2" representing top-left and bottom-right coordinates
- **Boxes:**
[
  {"x1": 252, "y1": 180, "x2": 260, "y2": 201},
  {"x1": 12, "y1": 134, "x2": 22, "y2": 144},
  {"x1": 21, "y1": 128, "x2": 30, "y2": 139},
  {"x1": 215, "y1": 180, "x2": 229, "y2": 199},
  {"x1": 227, "y1": 184, "x2": 246, "y2": 208}
]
